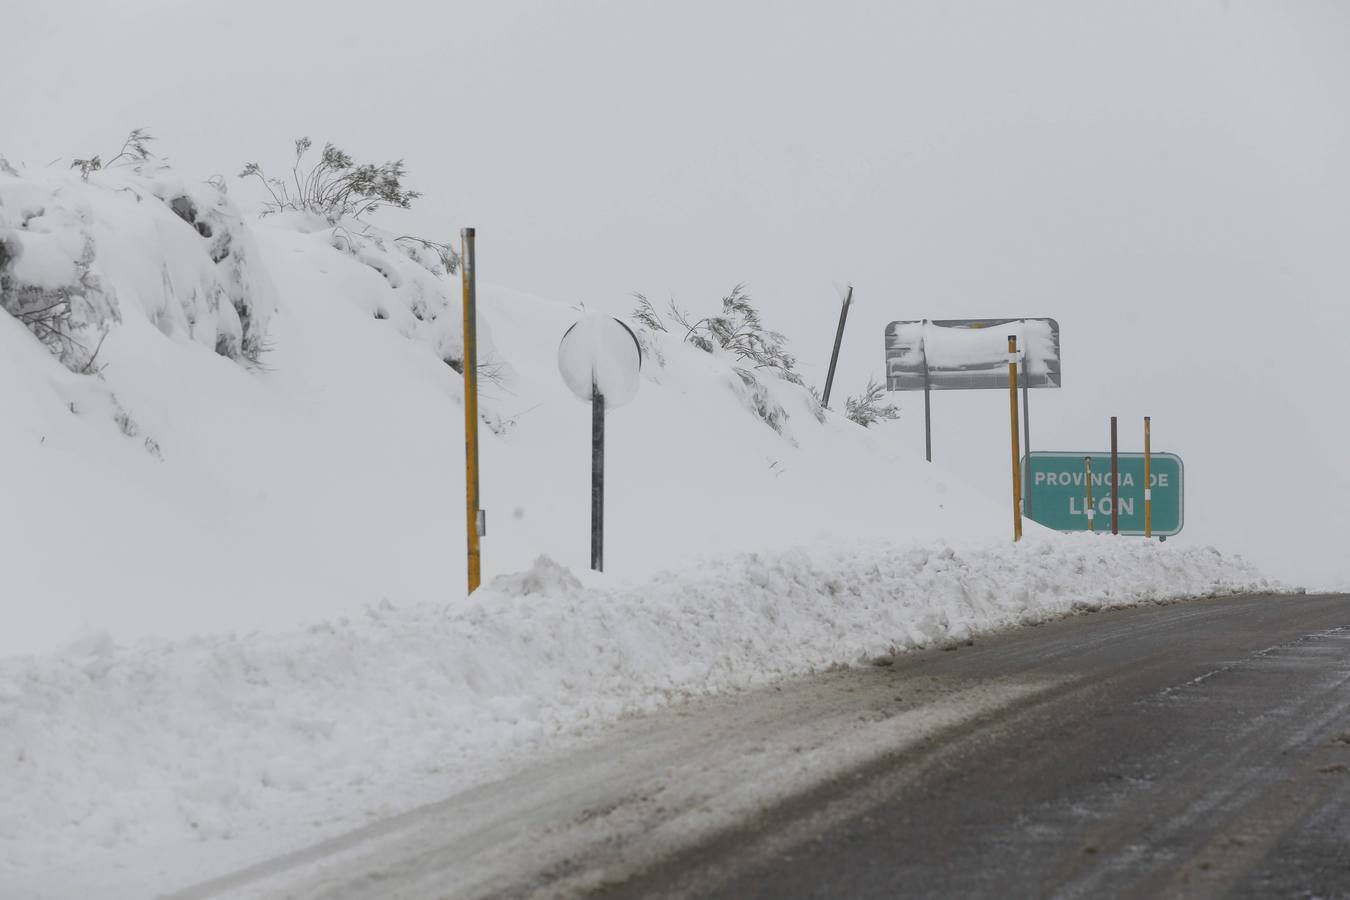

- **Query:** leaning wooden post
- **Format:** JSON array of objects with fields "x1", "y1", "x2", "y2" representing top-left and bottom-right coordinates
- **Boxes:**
[{"x1": 820, "y1": 285, "x2": 853, "y2": 409}]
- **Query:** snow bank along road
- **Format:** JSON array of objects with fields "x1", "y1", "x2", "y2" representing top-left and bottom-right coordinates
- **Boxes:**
[{"x1": 169, "y1": 592, "x2": 1350, "y2": 900}]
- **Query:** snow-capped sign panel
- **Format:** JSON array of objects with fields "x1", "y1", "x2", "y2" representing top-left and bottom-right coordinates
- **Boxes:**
[
  {"x1": 558, "y1": 313, "x2": 643, "y2": 409},
  {"x1": 885, "y1": 318, "x2": 1062, "y2": 391}
]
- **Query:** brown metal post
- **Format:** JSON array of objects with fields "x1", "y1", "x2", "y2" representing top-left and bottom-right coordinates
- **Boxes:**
[{"x1": 1110, "y1": 415, "x2": 1119, "y2": 535}]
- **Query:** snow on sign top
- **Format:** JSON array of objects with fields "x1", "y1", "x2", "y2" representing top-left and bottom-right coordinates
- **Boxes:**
[
  {"x1": 557, "y1": 312, "x2": 643, "y2": 409},
  {"x1": 884, "y1": 318, "x2": 1062, "y2": 391}
]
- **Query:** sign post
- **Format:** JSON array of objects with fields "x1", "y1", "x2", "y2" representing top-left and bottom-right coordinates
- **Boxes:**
[
  {"x1": 1110, "y1": 416, "x2": 1119, "y2": 535},
  {"x1": 461, "y1": 227, "x2": 483, "y2": 594},
  {"x1": 558, "y1": 313, "x2": 643, "y2": 572},
  {"x1": 1144, "y1": 416, "x2": 1153, "y2": 538},
  {"x1": 1007, "y1": 335, "x2": 1023, "y2": 542},
  {"x1": 1084, "y1": 456, "x2": 1095, "y2": 532},
  {"x1": 921, "y1": 320, "x2": 932, "y2": 461},
  {"x1": 1022, "y1": 362, "x2": 1032, "y2": 519},
  {"x1": 591, "y1": 385, "x2": 604, "y2": 570},
  {"x1": 1023, "y1": 451, "x2": 1184, "y2": 536}
]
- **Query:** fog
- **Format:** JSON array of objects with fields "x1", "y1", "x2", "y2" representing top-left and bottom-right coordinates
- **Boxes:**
[{"x1": 6, "y1": 0, "x2": 1348, "y2": 585}]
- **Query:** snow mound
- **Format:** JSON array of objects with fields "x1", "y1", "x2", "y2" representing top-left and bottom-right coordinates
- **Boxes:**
[
  {"x1": 0, "y1": 536, "x2": 1273, "y2": 895},
  {"x1": 0, "y1": 162, "x2": 275, "y2": 369},
  {"x1": 489, "y1": 554, "x2": 584, "y2": 596},
  {"x1": 324, "y1": 220, "x2": 468, "y2": 369}
]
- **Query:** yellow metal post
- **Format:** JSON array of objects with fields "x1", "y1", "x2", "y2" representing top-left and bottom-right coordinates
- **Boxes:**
[
  {"x1": 1144, "y1": 416, "x2": 1153, "y2": 538},
  {"x1": 1007, "y1": 336, "x2": 1023, "y2": 542},
  {"x1": 1085, "y1": 456, "x2": 1094, "y2": 532},
  {"x1": 461, "y1": 228, "x2": 482, "y2": 593}
]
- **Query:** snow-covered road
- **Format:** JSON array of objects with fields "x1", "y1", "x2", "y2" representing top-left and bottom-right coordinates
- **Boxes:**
[
  {"x1": 164, "y1": 592, "x2": 1350, "y2": 900},
  {"x1": 167, "y1": 657, "x2": 1061, "y2": 900}
]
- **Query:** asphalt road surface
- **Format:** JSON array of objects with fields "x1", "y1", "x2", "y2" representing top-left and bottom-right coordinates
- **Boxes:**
[
  {"x1": 178, "y1": 593, "x2": 1350, "y2": 900},
  {"x1": 609, "y1": 592, "x2": 1350, "y2": 900}
]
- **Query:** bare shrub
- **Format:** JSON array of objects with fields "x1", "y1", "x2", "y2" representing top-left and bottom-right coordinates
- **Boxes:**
[
  {"x1": 239, "y1": 138, "x2": 420, "y2": 222},
  {"x1": 844, "y1": 377, "x2": 899, "y2": 428},
  {"x1": 393, "y1": 235, "x2": 460, "y2": 276},
  {"x1": 631, "y1": 283, "x2": 801, "y2": 384},
  {"x1": 733, "y1": 367, "x2": 792, "y2": 438},
  {"x1": 71, "y1": 128, "x2": 156, "y2": 181},
  {"x1": 0, "y1": 234, "x2": 113, "y2": 372},
  {"x1": 631, "y1": 293, "x2": 667, "y2": 332}
]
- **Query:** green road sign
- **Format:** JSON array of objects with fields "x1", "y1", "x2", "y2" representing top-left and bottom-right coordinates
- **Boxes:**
[{"x1": 1023, "y1": 451, "x2": 1184, "y2": 536}]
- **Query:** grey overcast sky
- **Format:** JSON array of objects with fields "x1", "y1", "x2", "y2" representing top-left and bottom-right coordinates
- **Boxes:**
[{"x1": 4, "y1": 1, "x2": 1350, "y2": 585}]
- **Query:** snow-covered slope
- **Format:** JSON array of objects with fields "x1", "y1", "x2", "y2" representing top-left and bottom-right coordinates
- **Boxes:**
[
  {"x1": 0, "y1": 156, "x2": 1017, "y2": 656},
  {"x1": 0, "y1": 158, "x2": 1275, "y2": 897}
]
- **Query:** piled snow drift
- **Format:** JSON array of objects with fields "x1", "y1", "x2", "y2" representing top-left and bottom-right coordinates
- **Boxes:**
[{"x1": 0, "y1": 539, "x2": 1271, "y2": 897}]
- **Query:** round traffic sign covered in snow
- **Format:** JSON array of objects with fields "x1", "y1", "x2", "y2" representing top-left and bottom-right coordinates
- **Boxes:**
[{"x1": 557, "y1": 313, "x2": 643, "y2": 409}]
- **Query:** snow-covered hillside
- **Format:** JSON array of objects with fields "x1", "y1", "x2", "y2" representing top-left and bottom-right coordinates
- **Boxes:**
[
  {"x1": 0, "y1": 154, "x2": 1021, "y2": 656},
  {"x1": 0, "y1": 157, "x2": 1275, "y2": 897}
]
